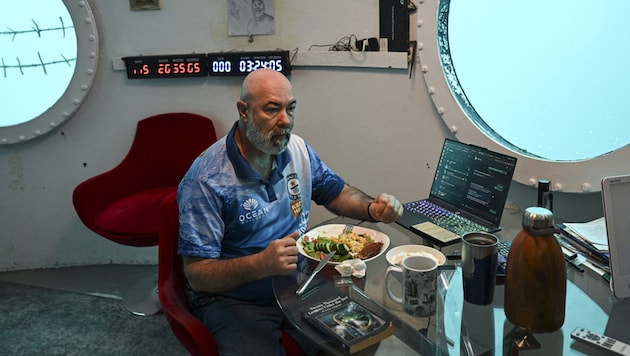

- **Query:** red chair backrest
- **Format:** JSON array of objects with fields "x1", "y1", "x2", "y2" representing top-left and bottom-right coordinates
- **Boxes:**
[
  {"x1": 158, "y1": 192, "x2": 218, "y2": 356},
  {"x1": 117, "y1": 113, "x2": 217, "y2": 191}
]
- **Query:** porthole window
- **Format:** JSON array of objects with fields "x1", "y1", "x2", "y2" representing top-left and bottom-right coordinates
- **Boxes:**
[
  {"x1": 418, "y1": 0, "x2": 630, "y2": 193},
  {"x1": 0, "y1": 0, "x2": 98, "y2": 144}
]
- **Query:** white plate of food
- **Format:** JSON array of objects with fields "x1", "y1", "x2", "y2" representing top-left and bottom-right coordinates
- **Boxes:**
[
  {"x1": 385, "y1": 245, "x2": 447, "y2": 266},
  {"x1": 298, "y1": 224, "x2": 390, "y2": 264}
]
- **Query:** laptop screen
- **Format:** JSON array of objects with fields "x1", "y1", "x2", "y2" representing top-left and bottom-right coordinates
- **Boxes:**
[{"x1": 429, "y1": 139, "x2": 517, "y2": 226}]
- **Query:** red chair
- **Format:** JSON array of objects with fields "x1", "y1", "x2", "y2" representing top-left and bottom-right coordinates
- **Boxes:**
[
  {"x1": 73, "y1": 112, "x2": 217, "y2": 315},
  {"x1": 158, "y1": 193, "x2": 305, "y2": 356}
]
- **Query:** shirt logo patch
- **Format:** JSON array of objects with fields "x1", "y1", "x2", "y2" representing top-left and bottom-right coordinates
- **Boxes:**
[
  {"x1": 239, "y1": 198, "x2": 268, "y2": 224},
  {"x1": 242, "y1": 198, "x2": 259, "y2": 210},
  {"x1": 287, "y1": 173, "x2": 302, "y2": 217},
  {"x1": 287, "y1": 174, "x2": 301, "y2": 200},
  {"x1": 291, "y1": 200, "x2": 302, "y2": 218}
]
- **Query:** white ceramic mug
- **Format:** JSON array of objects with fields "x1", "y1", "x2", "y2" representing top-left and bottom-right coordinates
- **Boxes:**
[{"x1": 385, "y1": 255, "x2": 438, "y2": 317}]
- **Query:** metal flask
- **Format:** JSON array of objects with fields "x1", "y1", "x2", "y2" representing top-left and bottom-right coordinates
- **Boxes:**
[{"x1": 504, "y1": 207, "x2": 567, "y2": 333}]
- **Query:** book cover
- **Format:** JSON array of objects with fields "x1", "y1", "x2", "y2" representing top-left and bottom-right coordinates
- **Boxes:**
[{"x1": 302, "y1": 294, "x2": 393, "y2": 353}]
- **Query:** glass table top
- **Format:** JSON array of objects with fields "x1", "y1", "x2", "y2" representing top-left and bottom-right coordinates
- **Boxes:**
[
  {"x1": 436, "y1": 268, "x2": 608, "y2": 355},
  {"x1": 273, "y1": 217, "x2": 627, "y2": 355}
]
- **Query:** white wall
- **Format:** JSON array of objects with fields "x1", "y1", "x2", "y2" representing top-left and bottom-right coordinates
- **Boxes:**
[{"x1": 0, "y1": 0, "x2": 603, "y2": 271}]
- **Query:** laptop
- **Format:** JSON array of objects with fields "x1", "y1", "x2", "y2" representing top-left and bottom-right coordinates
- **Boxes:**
[
  {"x1": 601, "y1": 174, "x2": 630, "y2": 299},
  {"x1": 396, "y1": 139, "x2": 518, "y2": 246}
]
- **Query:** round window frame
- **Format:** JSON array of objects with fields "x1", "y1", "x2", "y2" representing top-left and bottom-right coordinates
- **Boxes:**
[
  {"x1": 0, "y1": 0, "x2": 99, "y2": 145},
  {"x1": 417, "y1": 0, "x2": 629, "y2": 193}
]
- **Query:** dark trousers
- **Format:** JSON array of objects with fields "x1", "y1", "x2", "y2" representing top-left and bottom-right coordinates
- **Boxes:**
[{"x1": 191, "y1": 296, "x2": 318, "y2": 356}]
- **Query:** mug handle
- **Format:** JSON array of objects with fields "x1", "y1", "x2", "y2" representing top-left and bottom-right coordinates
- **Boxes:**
[{"x1": 385, "y1": 265, "x2": 403, "y2": 304}]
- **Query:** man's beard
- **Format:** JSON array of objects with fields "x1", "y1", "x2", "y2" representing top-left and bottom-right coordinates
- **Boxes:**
[{"x1": 246, "y1": 120, "x2": 292, "y2": 155}]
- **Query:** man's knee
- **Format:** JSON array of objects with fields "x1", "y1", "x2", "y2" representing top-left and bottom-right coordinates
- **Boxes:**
[{"x1": 194, "y1": 298, "x2": 286, "y2": 355}]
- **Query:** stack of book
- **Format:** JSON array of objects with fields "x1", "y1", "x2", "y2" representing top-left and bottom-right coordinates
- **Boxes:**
[{"x1": 555, "y1": 218, "x2": 610, "y2": 281}]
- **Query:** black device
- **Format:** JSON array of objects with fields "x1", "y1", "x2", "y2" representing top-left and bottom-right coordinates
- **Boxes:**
[
  {"x1": 379, "y1": 0, "x2": 410, "y2": 52},
  {"x1": 206, "y1": 50, "x2": 291, "y2": 76},
  {"x1": 354, "y1": 38, "x2": 380, "y2": 51},
  {"x1": 537, "y1": 179, "x2": 552, "y2": 211},
  {"x1": 396, "y1": 139, "x2": 518, "y2": 246},
  {"x1": 123, "y1": 50, "x2": 291, "y2": 79},
  {"x1": 124, "y1": 54, "x2": 208, "y2": 79}
]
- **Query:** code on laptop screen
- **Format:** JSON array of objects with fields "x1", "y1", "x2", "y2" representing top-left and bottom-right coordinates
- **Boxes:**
[{"x1": 430, "y1": 139, "x2": 517, "y2": 225}]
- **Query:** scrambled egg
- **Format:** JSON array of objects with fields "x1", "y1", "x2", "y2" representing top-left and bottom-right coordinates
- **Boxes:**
[{"x1": 330, "y1": 232, "x2": 372, "y2": 254}]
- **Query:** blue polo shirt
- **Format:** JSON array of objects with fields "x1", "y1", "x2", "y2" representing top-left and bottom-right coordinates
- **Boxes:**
[{"x1": 177, "y1": 122, "x2": 345, "y2": 303}]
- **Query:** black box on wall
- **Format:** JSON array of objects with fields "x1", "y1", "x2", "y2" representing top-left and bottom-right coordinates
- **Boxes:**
[{"x1": 379, "y1": 0, "x2": 410, "y2": 52}]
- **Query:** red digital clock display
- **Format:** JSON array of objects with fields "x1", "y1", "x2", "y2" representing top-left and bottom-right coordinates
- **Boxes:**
[{"x1": 124, "y1": 54, "x2": 208, "y2": 79}]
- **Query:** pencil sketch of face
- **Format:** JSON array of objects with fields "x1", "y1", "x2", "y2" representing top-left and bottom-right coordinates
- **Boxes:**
[
  {"x1": 252, "y1": 0, "x2": 265, "y2": 20},
  {"x1": 246, "y1": 0, "x2": 274, "y2": 35}
]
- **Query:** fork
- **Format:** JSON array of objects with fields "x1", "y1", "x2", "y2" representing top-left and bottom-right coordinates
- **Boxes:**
[{"x1": 343, "y1": 224, "x2": 354, "y2": 234}]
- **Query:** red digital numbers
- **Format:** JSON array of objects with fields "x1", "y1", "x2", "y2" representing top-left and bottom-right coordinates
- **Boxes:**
[
  {"x1": 157, "y1": 63, "x2": 169, "y2": 74},
  {"x1": 133, "y1": 64, "x2": 149, "y2": 75},
  {"x1": 125, "y1": 54, "x2": 213, "y2": 79},
  {"x1": 188, "y1": 62, "x2": 201, "y2": 73},
  {"x1": 157, "y1": 62, "x2": 201, "y2": 75}
]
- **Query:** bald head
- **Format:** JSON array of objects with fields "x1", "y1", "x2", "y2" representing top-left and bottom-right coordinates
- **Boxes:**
[{"x1": 240, "y1": 68, "x2": 292, "y2": 104}]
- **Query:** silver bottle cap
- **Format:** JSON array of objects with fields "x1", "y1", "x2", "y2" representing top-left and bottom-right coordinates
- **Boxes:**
[{"x1": 522, "y1": 207, "x2": 554, "y2": 229}]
